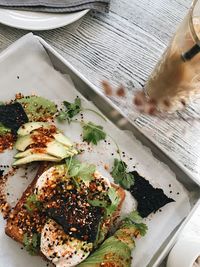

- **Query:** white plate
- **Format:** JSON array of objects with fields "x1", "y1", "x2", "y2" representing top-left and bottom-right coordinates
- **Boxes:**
[{"x1": 0, "y1": 8, "x2": 89, "y2": 30}]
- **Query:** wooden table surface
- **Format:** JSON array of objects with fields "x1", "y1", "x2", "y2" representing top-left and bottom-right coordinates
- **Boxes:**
[{"x1": 1, "y1": 0, "x2": 200, "y2": 183}]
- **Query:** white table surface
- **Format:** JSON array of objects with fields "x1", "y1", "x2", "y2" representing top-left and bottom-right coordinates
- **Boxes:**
[{"x1": 0, "y1": 0, "x2": 199, "y2": 265}]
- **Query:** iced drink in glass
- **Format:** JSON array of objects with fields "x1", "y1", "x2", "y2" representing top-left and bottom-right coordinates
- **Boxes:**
[{"x1": 145, "y1": 0, "x2": 200, "y2": 112}]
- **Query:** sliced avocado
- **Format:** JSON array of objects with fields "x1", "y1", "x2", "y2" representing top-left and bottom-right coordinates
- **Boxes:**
[
  {"x1": 17, "y1": 122, "x2": 50, "y2": 136},
  {"x1": 13, "y1": 154, "x2": 61, "y2": 166},
  {"x1": 46, "y1": 141, "x2": 75, "y2": 159},
  {"x1": 66, "y1": 147, "x2": 78, "y2": 155},
  {"x1": 15, "y1": 135, "x2": 33, "y2": 151},
  {"x1": 14, "y1": 148, "x2": 37, "y2": 159},
  {"x1": 17, "y1": 96, "x2": 57, "y2": 122},
  {"x1": 53, "y1": 133, "x2": 72, "y2": 147}
]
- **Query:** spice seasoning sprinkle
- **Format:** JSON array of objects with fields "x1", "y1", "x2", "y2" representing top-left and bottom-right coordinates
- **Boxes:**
[
  {"x1": 0, "y1": 133, "x2": 15, "y2": 153},
  {"x1": 0, "y1": 168, "x2": 17, "y2": 218}
]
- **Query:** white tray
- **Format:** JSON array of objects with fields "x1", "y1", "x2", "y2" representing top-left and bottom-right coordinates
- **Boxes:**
[{"x1": 0, "y1": 33, "x2": 199, "y2": 267}]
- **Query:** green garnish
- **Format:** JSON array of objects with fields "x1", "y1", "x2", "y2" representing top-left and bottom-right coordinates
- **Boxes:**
[
  {"x1": 0, "y1": 122, "x2": 11, "y2": 135},
  {"x1": 88, "y1": 198, "x2": 108, "y2": 208},
  {"x1": 111, "y1": 158, "x2": 134, "y2": 189},
  {"x1": 65, "y1": 157, "x2": 96, "y2": 184},
  {"x1": 88, "y1": 187, "x2": 120, "y2": 217},
  {"x1": 17, "y1": 96, "x2": 57, "y2": 121},
  {"x1": 57, "y1": 97, "x2": 107, "y2": 145},
  {"x1": 122, "y1": 211, "x2": 148, "y2": 236},
  {"x1": 78, "y1": 211, "x2": 147, "y2": 267},
  {"x1": 24, "y1": 194, "x2": 41, "y2": 212},
  {"x1": 23, "y1": 233, "x2": 41, "y2": 255},
  {"x1": 57, "y1": 97, "x2": 81, "y2": 123},
  {"x1": 57, "y1": 97, "x2": 107, "y2": 123},
  {"x1": 82, "y1": 122, "x2": 106, "y2": 145},
  {"x1": 106, "y1": 187, "x2": 120, "y2": 216}
]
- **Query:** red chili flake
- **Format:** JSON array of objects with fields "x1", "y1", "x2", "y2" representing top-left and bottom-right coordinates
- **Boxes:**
[
  {"x1": 0, "y1": 133, "x2": 15, "y2": 153},
  {"x1": 15, "y1": 93, "x2": 24, "y2": 100}
]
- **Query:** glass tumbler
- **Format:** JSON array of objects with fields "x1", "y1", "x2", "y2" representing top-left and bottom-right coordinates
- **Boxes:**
[{"x1": 145, "y1": 0, "x2": 200, "y2": 112}]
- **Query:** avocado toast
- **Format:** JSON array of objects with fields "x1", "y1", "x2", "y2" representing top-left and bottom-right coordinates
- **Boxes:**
[{"x1": 5, "y1": 162, "x2": 125, "y2": 266}]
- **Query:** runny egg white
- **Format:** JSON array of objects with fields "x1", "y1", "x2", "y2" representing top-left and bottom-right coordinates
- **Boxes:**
[
  {"x1": 35, "y1": 165, "x2": 111, "y2": 267},
  {"x1": 41, "y1": 219, "x2": 93, "y2": 267}
]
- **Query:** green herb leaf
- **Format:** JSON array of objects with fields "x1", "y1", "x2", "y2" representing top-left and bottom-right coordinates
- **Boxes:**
[
  {"x1": 57, "y1": 97, "x2": 81, "y2": 123},
  {"x1": 0, "y1": 122, "x2": 11, "y2": 135},
  {"x1": 24, "y1": 194, "x2": 41, "y2": 212},
  {"x1": 106, "y1": 187, "x2": 120, "y2": 217},
  {"x1": 134, "y1": 223, "x2": 148, "y2": 236},
  {"x1": 88, "y1": 188, "x2": 120, "y2": 218},
  {"x1": 23, "y1": 233, "x2": 41, "y2": 255},
  {"x1": 65, "y1": 157, "x2": 96, "y2": 184},
  {"x1": 82, "y1": 122, "x2": 106, "y2": 145},
  {"x1": 123, "y1": 211, "x2": 143, "y2": 224},
  {"x1": 122, "y1": 211, "x2": 148, "y2": 236},
  {"x1": 87, "y1": 198, "x2": 108, "y2": 208},
  {"x1": 111, "y1": 158, "x2": 134, "y2": 189}
]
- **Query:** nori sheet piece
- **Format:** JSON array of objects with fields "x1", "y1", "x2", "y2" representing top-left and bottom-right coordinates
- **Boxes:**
[
  {"x1": 46, "y1": 195, "x2": 104, "y2": 243},
  {"x1": 130, "y1": 171, "x2": 175, "y2": 218},
  {"x1": 0, "y1": 103, "x2": 28, "y2": 134}
]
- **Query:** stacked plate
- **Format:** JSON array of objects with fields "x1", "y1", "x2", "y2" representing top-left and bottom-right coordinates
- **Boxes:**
[{"x1": 0, "y1": 8, "x2": 89, "y2": 30}]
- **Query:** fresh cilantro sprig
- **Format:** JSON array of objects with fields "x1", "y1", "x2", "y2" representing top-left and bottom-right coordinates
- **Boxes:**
[
  {"x1": 65, "y1": 157, "x2": 96, "y2": 184},
  {"x1": 57, "y1": 97, "x2": 107, "y2": 145},
  {"x1": 24, "y1": 194, "x2": 42, "y2": 212},
  {"x1": 122, "y1": 211, "x2": 148, "y2": 236},
  {"x1": 57, "y1": 97, "x2": 106, "y2": 124},
  {"x1": 57, "y1": 97, "x2": 82, "y2": 123},
  {"x1": 82, "y1": 122, "x2": 106, "y2": 145},
  {"x1": 111, "y1": 158, "x2": 134, "y2": 189},
  {"x1": 23, "y1": 233, "x2": 41, "y2": 255},
  {"x1": 106, "y1": 187, "x2": 120, "y2": 217}
]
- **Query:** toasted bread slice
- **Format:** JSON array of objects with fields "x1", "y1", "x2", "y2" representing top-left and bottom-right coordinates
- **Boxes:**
[
  {"x1": 5, "y1": 162, "x2": 50, "y2": 243},
  {"x1": 5, "y1": 163, "x2": 125, "y2": 254}
]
